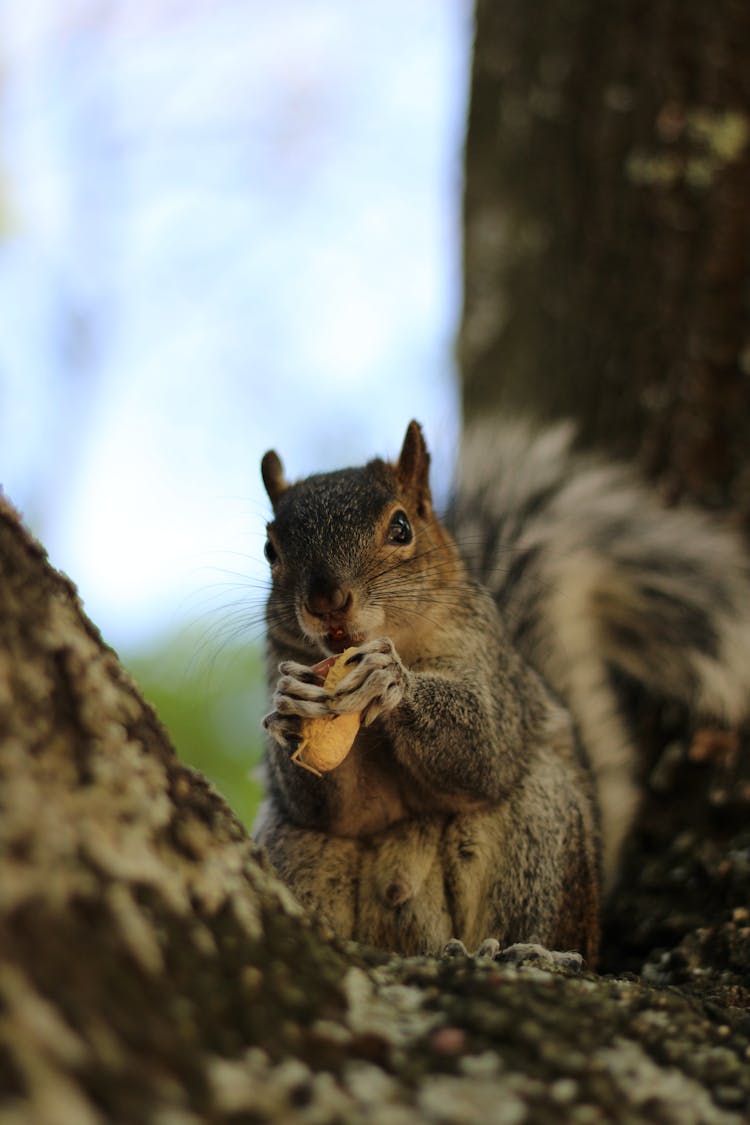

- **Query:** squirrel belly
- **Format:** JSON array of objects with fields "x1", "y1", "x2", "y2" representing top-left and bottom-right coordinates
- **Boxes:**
[
  {"x1": 255, "y1": 734, "x2": 599, "y2": 963},
  {"x1": 255, "y1": 419, "x2": 750, "y2": 967}
]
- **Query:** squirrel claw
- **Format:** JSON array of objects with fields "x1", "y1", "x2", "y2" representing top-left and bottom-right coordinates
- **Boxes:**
[{"x1": 262, "y1": 710, "x2": 302, "y2": 751}]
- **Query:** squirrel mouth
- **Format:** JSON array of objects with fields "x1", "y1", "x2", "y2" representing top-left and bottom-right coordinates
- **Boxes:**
[{"x1": 325, "y1": 626, "x2": 357, "y2": 654}]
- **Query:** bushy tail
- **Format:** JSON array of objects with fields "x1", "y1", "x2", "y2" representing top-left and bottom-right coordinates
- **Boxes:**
[{"x1": 452, "y1": 419, "x2": 750, "y2": 883}]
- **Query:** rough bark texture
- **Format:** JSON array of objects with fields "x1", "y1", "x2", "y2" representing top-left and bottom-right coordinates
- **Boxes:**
[
  {"x1": 460, "y1": 0, "x2": 750, "y2": 520},
  {"x1": 2, "y1": 471, "x2": 750, "y2": 1120},
  {"x1": 0, "y1": 491, "x2": 358, "y2": 1122}
]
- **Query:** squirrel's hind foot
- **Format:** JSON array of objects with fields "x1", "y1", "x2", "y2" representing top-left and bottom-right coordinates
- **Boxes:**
[{"x1": 442, "y1": 938, "x2": 583, "y2": 974}]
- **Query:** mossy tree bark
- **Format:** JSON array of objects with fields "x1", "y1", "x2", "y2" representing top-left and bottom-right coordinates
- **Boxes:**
[{"x1": 460, "y1": 0, "x2": 750, "y2": 520}]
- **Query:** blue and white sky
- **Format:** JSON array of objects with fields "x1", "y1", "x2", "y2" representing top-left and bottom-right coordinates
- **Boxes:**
[{"x1": 0, "y1": 0, "x2": 471, "y2": 652}]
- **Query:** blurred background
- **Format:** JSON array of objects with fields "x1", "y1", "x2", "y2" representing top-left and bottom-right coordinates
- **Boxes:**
[{"x1": 0, "y1": 0, "x2": 472, "y2": 824}]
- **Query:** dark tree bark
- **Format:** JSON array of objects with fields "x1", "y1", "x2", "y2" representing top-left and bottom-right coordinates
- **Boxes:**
[{"x1": 460, "y1": 0, "x2": 750, "y2": 519}]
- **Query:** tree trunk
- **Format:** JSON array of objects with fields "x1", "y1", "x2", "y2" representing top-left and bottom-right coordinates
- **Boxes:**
[{"x1": 460, "y1": 0, "x2": 750, "y2": 519}]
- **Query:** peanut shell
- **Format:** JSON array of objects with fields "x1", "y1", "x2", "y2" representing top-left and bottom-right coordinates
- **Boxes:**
[{"x1": 291, "y1": 647, "x2": 361, "y2": 776}]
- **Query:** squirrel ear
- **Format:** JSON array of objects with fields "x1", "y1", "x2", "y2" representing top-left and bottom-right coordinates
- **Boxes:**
[
  {"x1": 396, "y1": 420, "x2": 432, "y2": 514},
  {"x1": 261, "y1": 450, "x2": 289, "y2": 508}
]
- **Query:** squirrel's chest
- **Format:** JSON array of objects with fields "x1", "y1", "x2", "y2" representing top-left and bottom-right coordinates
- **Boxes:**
[{"x1": 323, "y1": 726, "x2": 411, "y2": 837}]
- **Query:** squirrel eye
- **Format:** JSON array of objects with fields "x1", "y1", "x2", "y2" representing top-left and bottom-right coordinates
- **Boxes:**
[
  {"x1": 387, "y1": 510, "x2": 412, "y2": 545},
  {"x1": 264, "y1": 538, "x2": 279, "y2": 565}
]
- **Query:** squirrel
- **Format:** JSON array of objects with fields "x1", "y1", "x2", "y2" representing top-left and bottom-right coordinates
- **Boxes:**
[{"x1": 253, "y1": 419, "x2": 750, "y2": 968}]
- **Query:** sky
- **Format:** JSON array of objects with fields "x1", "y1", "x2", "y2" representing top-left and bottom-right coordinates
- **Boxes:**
[{"x1": 0, "y1": 0, "x2": 472, "y2": 653}]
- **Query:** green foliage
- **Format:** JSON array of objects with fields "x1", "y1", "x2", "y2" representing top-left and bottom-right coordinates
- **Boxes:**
[{"x1": 125, "y1": 630, "x2": 267, "y2": 829}]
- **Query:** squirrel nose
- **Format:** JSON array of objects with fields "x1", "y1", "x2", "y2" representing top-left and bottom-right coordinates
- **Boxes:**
[{"x1": 305, "y1": 579, "x2": 352, "y2": 618}]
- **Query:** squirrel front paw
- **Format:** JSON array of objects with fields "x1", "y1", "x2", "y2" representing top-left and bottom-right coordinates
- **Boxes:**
[
  {"x1": 272, "y1": 661, "x2": 332, "y2": 721},
  {"x1": 328, "y1": 638, "x2": 408, "y2": 726},
  {"x1": 268, "y1": 640, "x2": 407, "y2": 731},
  {"x1": 262, "y1": 709, "x2": 303, "y2": 750}
]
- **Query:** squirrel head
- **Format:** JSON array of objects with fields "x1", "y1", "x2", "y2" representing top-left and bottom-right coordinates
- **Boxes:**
[{"x1": 260, "y1": 421, "x2": 459, "y2": 656}]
